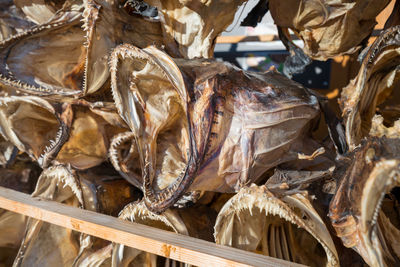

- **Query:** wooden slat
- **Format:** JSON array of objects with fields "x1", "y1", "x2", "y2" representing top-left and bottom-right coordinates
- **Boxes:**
[
  {"x1": 216, "y1": 31, "x2": 383, "y2": 44},
  {"x1": 0, "y1": 186, "x2": 304, "y2": 267},
  {"x1": 216, "y1": 34, "x2": 276, "y2": 44}
]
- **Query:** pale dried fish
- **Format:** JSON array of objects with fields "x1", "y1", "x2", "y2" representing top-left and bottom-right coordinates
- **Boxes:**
[
  {"x1": 269, "y1": 0, "x2": 391, "y2": 60},
  {"x1": 215, "y1": 184, "x2": 339, "y2": 267}
]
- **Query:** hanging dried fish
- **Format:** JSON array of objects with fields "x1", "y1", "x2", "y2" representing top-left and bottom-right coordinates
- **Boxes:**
[
  {"x1": 0, "y1": 16, "x2": 86, "y2": 96},
  {"x1": 110, "y1": 44, "x2": 321, "y2": 213},
  {"x1": 13, "y1": 164, "x2": 138, "y2": 267},
  {"x1": 14, "y1": 0, "x2": 83, "y2": 25},
  {"x1": 0, "y1": 96, "x2": 69, "y2": 166},
  {"x1": 215, "y1": 184, "x2": 339, "y2": 266},
  {"x1": 340, "y1": 26, "x2": 400, "y2": 150},
  {"x1": 111, "y1": 200, "x2": 215, "y2": 266},
  {"x1": 80, "y1": 0, "x2": 164, "y2": 95},
  {"x1": 269, "y1": 0, "x2": 391, "y2": 60},
  {"x1": 329, "y1": 137, "x2": 400, "y2": 266},
  {"x1": 0, "y1": 96, "x2": 126, "y2": 169},
  {"x1": 0, "y1": 0, "x2": 35, "y2": 41},
  {"x1": 13, "y1": 165, "x2": 83, "y2": 267},
  {"x1": 0, "y1": 0, "x2": 164, "y2": 96},
  {"x1": 146, "y1": 0, "x2": 246, "y2": 58},
  {"x1": 0, "y1": 154, "x2": 40, "y2": 266}
]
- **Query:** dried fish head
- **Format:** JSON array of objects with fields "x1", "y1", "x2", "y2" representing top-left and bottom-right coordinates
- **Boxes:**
[
  {"x1": 0, "y1": 19, "x2": 86, "y2": 96},
  {"x1": 0, "y1": 96, "x2": 127, "y2": 169},
  {"x1": 80, "y1": 0, "x2": 164, "y2": 95},
  {"x1": 109, "y1": 131, "x2": 143, "y2": 189},
  {"x1": 340, "y1": 26, "x2": 400, "y2": 150},
  {"x1": 214, "y1": 184, "x2": 339, "y2": 266},
  {"x1": 0, "y1": 0, "x2": 34, "y2": 41},
  {"x1": 329, "y1": 137, "x2": 400, "y2": 266},
  {"x1": 72, "y1": 164, "x2": 140, "y2": 266},
  {"x1": 269, "y1": 0, "x2": 390, "y2": 60},
  {"x1": 0, "y1": 155, "x2": 40, "y2": 266},
  {"x1": 113, "y1": 201, "x2": 190, "y2": 266},
  {"x1": 56, "y1": 102, "x2": 127, "y2": 169},
  {"x1": 0, "y1": 0, "x2": 163, "y2": 96},
  {"x1": 110, "y1": 44, "x2": 320, "y2": 213},
  {"x1": 13, "y1": 165, "x2": 83, "y2": 267},
  {"x1": 14, "y1": 0, "x2": 83, "y2": 24},
  {"x1": 112, "y1": 200, "x2": 215, "y2": 266},
  {"x1": 0, "y1": 96, "x2": 64, "y2": 165},
  {"x1": 14, "y1": 164, "x2": 138, "y2": 267},
  {"x1": 146, "y1": 0, "x2": 246, "y2": 58}
]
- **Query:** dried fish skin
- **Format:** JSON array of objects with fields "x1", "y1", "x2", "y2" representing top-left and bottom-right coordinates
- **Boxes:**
[
  {"x1": 329, "y1": 137, "x2": 400, "y2": 267},
  {"x1": 14, "y1": 0, "x2": 83, "y2": 25},
  {"x1": 0, "y1": 156, "x2": 40, "y2": 266},
  {"x1": 0, "y1": 96, "x2": 127, "y2": 169},
  {"x1": 112, "y1": 200, "x2": 215, "y2": 266},
  {"x1": 146, "y1": 0, "x2": 246, "y2": 58},
  {"x1": 13, "y1": 165, "x2": 83, "y2": 267},
  {"x1": 0, "y1": 96, "x2": 62, "y2": 163},
  {"x1": 340, "y1": 26, "x2": 400, "y2": 150},
  {"x1": 0, "y1": 0, "x2": 35, "y2": 41},
  {"x1": 81, "y1": 0, "x2": 164, "y2": 95},
  {"x1": 269, "y1": 0, "x2": 390, "y2": 60},
  {"x1": 0, "y1": 0, "x2": 163, "y2": 97},
  {"x1": 13, "y1": 164, "x2": 138, "y2": 267},
  {"x1": 110, "y1": 44, "x2": 320, "y2": 213},
  {"x1": 0, "y1": 21, "x2": 85, "y2": 96},
  {"x1": 56, "y1": 104, "x2": 127, "y2": 170},
  {"x1": 214, "y1": 184, "x2": 339, "y2": 267}
]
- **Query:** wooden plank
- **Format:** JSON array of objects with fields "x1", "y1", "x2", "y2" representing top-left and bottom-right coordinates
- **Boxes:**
[
  {"x1": 0, "y1": 186, "x2": 304, "y2": 267},
  {"x1": 216, "y1": 34, "x2": 276, "y2": 44},
  {"x1": 216, "y1": 31, "x2": 383, "y2": 44}
]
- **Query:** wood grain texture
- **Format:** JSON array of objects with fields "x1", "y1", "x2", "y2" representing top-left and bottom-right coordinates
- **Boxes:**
[{"x1": 0, "y1": 186, "x2": 305, "y2": 267}]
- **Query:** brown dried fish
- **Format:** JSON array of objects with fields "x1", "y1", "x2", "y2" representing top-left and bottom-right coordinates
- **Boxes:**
[
  {"x1": 269, "y1": 0, "x2": 391, "y2": 60},
  {"x1": 13, "y1": 164, "x2": 138, "y2": 267},
  {"x1": 112, "y1": 200, "x2": 215, "y2": 266},
  {"x1": 0, "y1": 0, "x2": 35, "y2": 41},
  {"x1": 146, "y1": 0, "x2": 246, "y2": 58},
  {"x1": 110, "y1": 44, "x2": 321, "y2": 213},
  {"x1": 0, "y1": 155, "x2": 40, "y2": 266},
  {"x1": 0, "y1": 0, "x2": 163, "y2": 96},
  {"x1": 340, "y1": 26, "x2": 400, "y2": 150},
  {"x1": 329, "y1": 137, "x2": 400, "y2": 266},
  {"x1": 0, "y1": 96, "x2": 126, "y2": 169}
]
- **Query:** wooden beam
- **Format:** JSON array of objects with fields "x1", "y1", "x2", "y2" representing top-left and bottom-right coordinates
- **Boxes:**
[
  {"x1": 215, "y1": 31, "x2": 383, "y2": 44},
  {"x1": 216, "y1": 34, "x2": 276, "y2": 44},
  {"x1": 0, "y1": 186, "x2": 304, "y2": 267}
]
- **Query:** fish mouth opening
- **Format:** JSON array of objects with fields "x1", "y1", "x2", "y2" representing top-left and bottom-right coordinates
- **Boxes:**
[
  {"x1": 110, "y1": 44, "x2": 193, "y2": 212},
  {"x1": 0, "y1": 97, "x2": 61, "y2": 162},
  {"x1": 359, "y1": 157, "x2": 400, "y2": 265},
  {"x1": 370, "y1": 183, "x2": 400, "y2": 264},
  {"x1": 249, "y1": 208, "x2": 328, "y2": 266},
  {"x1": 0, "y1": 21, "x2": 85, "y2": 95},
  {"x1": 215, "y1": 185, "x2": 338, "y2": 267},
  {"x1": 342, "y1": 26, "x2": 400, "y2": 148}
]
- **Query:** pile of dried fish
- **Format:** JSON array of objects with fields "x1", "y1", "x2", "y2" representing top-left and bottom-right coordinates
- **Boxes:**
[{"x1": 0, "y1": 0, "x2": 400, "y2": 266}]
